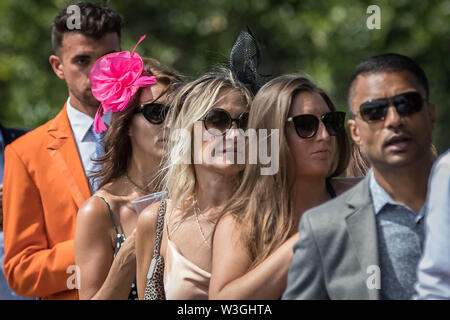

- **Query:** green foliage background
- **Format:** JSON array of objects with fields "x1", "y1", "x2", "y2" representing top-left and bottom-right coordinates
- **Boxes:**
[{"x1": 0, "y1": 0, "x2": 449, "y2": 152}]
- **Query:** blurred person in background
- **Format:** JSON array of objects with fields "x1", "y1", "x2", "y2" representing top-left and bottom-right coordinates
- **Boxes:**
[
  {"x1": 415, "y1": 149, "x2": 450, "y2": 299},
  {"x1": 0, "y1": 122, "x2": 29, "y2": 299}
]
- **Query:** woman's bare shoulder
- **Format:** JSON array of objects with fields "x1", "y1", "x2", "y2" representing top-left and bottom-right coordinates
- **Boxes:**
[
  {"x1": 137, "y1": 198, "x2": 172, "y2": 228},
  {"x1": 217, "y1": 212, "x2": 239, "y2": 228},
  {"x1": 138, "y1": 201, "x2": 162, "y2": 228},
  {"x1": 215, "y1": 212, "x2": 244, "y2": 242},
  {"x1": 75, "y1": 196, "x2": 115, "y2": 247},
  {"x1": 77, "y1": 195, "x2": 113, "y2": 226}
]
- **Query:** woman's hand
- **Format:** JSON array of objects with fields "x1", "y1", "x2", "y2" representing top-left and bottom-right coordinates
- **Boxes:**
[{"x1": 114, "y1": 229, "x2": 137, "y2": 271}]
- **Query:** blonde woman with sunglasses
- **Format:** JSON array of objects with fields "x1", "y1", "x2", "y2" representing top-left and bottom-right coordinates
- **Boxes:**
[{"x1": 136, "y1": 68, "x2": 253, "y2": 299}]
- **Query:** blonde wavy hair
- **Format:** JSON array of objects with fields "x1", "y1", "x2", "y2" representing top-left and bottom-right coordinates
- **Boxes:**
[
  {"x1": 223, "y1": 74, "x2": 350, "y2": 269},
  {"x1": 161, "y1": 68, "x2": 253, "y2": 213}
]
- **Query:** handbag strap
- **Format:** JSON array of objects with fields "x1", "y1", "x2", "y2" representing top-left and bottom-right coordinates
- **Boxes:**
[
  {"x1": 153, "y1": 199, "x2": 166, "y2": 257},
  {"x1": 146, "y1": 199, "x2": 166, "y2": 280}
]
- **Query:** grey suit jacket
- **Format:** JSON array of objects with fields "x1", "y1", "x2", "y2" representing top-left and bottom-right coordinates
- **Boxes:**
[{"x1": 282, "y1": 175, "x2": 381, "y2": 300}]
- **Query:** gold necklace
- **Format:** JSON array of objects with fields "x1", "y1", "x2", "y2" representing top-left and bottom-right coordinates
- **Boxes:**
[
  {"x1": 126, "y1": 173, "x2": 149, "y2": 193},
  {"x1": 192, "y1": 195, "x2": 211, "y2": 249}
]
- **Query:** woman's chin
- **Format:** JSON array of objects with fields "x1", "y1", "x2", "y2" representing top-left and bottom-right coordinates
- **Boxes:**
[
  {"x1": 296, "y1": 165, "x2": 331, "y2": 178},
  {"x1": 201, "y1": 161, "x2": 244, "y2": 177}
]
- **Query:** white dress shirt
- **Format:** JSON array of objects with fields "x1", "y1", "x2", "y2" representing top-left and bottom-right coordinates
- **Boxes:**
[{"x1": 66, "y1": 97, "x2": 111, "y2": 194}]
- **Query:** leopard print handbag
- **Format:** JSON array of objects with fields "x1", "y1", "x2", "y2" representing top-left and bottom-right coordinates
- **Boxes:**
[{"x1": 143, "y1": 199, "x2": 166, "y2": 300}]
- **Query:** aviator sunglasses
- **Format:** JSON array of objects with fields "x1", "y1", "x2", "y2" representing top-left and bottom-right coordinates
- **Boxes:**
[
  {"x1": 358, "y1": 91, "x2": 425, "y2": 123},
  {"x1": 136, "y1": 103, "x2": 170, "y2": 124},
  {"x1": 200, "y1": 108, "x2": 249, "y2": 136},
  {"x1": 287, "y1": 111, "x2": 346, "y2": 139}
]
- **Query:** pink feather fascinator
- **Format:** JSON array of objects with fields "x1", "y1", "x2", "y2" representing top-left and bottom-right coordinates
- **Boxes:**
[{"x1": 90, "y1": 35, "x2": 157, "y2": 133}]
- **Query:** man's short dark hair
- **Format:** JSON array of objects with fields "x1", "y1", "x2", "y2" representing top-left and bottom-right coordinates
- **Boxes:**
[
  {"x1": 347, "y1": 53, "x2": 429, "y2": 114},
  {"x1": 51, "y1": 2, "x2": 122, "y2": 54}
]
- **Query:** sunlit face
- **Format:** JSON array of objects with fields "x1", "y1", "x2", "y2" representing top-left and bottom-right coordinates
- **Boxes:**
[
  {"x1": 129, "y1": 82, "x2": 169, "y2": 161},
  {"x1": 195, "y1": 88, "x2": 249, "y2": 177},
  {"x1": 347, "y1": 71, "x2": 434, "y2": 170},
  {"x1": 50, "y1": 32, "x2": 121, "y2": 111},
  {"x1": 285, "y1": 91, "x2": 337, "y2": 178}
]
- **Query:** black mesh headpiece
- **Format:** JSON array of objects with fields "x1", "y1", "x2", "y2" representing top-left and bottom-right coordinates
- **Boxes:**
[{"x1": 229, "y1": 29, "x2": 271, "y2": 95}]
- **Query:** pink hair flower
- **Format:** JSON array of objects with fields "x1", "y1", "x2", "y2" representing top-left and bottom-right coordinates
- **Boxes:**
[{"x1": 90, "y1": 35, "x2": 157, "y2": 133}]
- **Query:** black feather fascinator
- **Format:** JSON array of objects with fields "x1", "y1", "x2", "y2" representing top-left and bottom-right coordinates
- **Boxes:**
[{"x1": 229, "y1": 28, "x2": 272, "y2": 95}]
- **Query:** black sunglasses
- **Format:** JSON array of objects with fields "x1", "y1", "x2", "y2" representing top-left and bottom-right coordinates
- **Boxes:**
[
  {"x1": 287, "y1": 111, "x2": 346, "y2": 139},
  {"x1": 199, "y1": 108, "x2": 249, "y2": 136},
  {"x1": 136, "y1": 103, "x2": 170, "y2": 124},
  {"x1": 358, "y1": 91, "x2": 425, "y2": 123}
]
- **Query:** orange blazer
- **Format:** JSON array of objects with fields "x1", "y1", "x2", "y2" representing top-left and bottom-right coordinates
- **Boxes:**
[{"x1": 3, "y1": 103, "x2": 91, "y2": 300}]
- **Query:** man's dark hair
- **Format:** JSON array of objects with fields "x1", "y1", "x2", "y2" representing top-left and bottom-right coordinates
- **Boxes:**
[
  {"x1": 51, "y1": 2, "x2": 122, "y2": 54},
  {"x1": 347, "y1": 53, "x2": 429, "y2": 114}
]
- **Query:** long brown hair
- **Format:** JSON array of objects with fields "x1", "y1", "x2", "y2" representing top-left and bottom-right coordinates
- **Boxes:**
[
  {"x1": 346, "y1": 142, "x2": 371, "y2": 177},
  {"x1": 93, "y1": 57, "x2": 184, "y2": 189},
  {"x1": 223, "y1": 75, "x2": 350, "y2": 269}
]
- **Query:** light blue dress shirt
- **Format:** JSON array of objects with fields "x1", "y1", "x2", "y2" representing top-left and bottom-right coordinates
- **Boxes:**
[
  {"x1": 370, "y1": 170, "x2": 426, "y2": 221},
  {"x1": 369, "y1": 170, "x2": 425, "y2": 300},
  {"x1": 415, "y1": 149, "x2": 450, "y2": 299},
  {"x1": 66, "y1": 97, "x2": 111, "y2": 194}
]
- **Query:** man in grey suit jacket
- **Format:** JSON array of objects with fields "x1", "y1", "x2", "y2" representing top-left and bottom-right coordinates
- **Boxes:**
[{"x1": 283, "y1": 53, "x2": 435, "y2": 300}]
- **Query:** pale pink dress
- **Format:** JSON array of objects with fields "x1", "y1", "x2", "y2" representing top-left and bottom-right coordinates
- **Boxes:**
[{"x1": 163, "y1": 225, "x2": 211, "y2": 300}]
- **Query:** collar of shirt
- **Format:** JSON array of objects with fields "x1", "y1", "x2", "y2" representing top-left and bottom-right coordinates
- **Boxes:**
[
  {"x1": 369, "y1": 169, "x2": 425, "y2": 223},
  {"x1": 66, "y1": 97, "x2": 111, "y2": 142}
]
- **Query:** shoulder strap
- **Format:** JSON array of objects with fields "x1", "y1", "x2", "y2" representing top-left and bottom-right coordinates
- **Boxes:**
[
  {"x1": 152, "y1": 200, "x2": 166, "y2": 257},
  {"x1": 326, "y1": 179, "x2": 337, "y2": 199},
  {"x1": 95, "y1": 195, "x2": 124, "y2": 235}
]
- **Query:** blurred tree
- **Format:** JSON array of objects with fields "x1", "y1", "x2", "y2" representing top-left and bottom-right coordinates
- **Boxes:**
[{"x1": 0, "y1": 0, "x2": 449, "y2": 152}]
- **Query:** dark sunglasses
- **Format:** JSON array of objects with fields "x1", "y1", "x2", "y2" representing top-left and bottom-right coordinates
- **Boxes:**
[
  {"x1": 287, "y1": 111, "x2": 346, "y2": 139},
  {"x1": 359, "y1": 91, "x2": 425, "y2": 123},
  {"x1": 136, "y1": 103, "x2": 170, "y2": 124},
  {"x1": 200, "y1": 108, "x2": 249, "y2": 136}
]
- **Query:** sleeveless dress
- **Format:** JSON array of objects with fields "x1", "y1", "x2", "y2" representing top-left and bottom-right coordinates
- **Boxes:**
[
  {"x1": 163, "y1": 211, "x2": 211, "y2": 300},
  {"x1": 96, "y1": 196, "x2": 138, "y2": 300},
  {"x1": 163, "y1": 239, "x2": 211, "y2": 300}
]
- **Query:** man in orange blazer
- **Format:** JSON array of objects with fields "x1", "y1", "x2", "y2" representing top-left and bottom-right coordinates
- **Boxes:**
[{"x1": 2, "y1": 2, "x2": 122, "y2": 299}]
